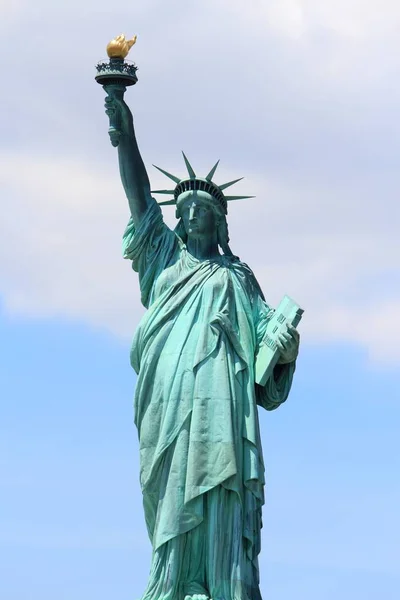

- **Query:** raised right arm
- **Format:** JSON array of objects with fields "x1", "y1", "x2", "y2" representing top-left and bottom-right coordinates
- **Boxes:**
[{"x1": 105, "y1": 93, "x2": 155, "y2": 225}]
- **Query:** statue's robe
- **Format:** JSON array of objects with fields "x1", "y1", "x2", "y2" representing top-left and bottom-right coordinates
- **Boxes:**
[{"x1": 123, "y1": 202, "x2": 295, "y2": 600}]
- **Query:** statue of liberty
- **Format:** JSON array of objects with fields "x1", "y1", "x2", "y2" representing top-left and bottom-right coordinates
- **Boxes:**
[{"x1": 99, "y1": 37, "x2": 300, "y2": 600}]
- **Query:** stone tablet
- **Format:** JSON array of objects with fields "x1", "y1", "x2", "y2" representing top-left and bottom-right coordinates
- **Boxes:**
[{"x1": 255, "y1": 295, "x2": 304, "y2": 386}]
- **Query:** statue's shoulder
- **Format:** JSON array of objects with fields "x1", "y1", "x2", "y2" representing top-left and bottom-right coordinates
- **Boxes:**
[{"x1": 224, "y1": 255, "x2": 265, "y2": 301}]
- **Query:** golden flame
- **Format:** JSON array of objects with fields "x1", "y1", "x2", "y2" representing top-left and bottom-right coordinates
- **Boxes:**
[{"x1": 106, "y1": 34, "x2": 137, "y2": 59}]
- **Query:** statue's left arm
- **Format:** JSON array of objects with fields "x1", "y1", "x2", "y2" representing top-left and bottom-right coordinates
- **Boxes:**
[{"x1": 254, "y1": 297, "x2": 299, "y2": 411}]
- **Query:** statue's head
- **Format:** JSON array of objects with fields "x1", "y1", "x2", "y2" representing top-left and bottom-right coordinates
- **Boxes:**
[
  {"x1": 152, "y1": 153, "x2": 254, "y2": 255},
  {"x1": 176, "y1": 190, "x2": 222, "y2": 239}
]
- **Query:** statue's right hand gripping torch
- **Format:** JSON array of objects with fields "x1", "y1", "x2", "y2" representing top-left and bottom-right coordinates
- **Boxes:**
[{"x1": 95, "y1": 34, "x2": 138, "y2": 147}]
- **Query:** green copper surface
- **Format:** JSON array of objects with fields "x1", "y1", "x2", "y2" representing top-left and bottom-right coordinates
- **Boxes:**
[{"x1": 98, "y1": 74, "x2": 302, "y2": 600}]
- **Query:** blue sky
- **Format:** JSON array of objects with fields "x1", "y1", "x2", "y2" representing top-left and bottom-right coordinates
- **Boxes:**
[{"x1": 1, "y1": 1, "x2": 399, "y2": 599}]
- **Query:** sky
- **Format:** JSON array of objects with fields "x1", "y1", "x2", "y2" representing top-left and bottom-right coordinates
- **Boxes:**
[{"x1": 0, "y1": 1, "x2": 399, "y2": 599}]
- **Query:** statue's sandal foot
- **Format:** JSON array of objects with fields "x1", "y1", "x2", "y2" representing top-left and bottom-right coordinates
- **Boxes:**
[{"x1": 184, "y1": 582, "x2": 210, "y2": 600}]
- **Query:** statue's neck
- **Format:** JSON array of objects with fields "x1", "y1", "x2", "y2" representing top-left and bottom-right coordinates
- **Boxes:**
[{"x1": 186, "y1": 237, "x2": 220, "y2": 261}]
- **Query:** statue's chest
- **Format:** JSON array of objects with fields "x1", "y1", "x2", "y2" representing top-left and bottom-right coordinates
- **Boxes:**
[{"x1": 154, "y1": 257, "x2": 230, "y2": 302}]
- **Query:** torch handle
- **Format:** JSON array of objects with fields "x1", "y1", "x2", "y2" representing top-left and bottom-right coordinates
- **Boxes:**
[{"x1": 103, "y1": 84, "x2": 127, "y2": 147}]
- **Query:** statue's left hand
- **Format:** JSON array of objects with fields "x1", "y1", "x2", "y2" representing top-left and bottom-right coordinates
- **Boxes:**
[{"x1": 277, "y1": 323, "x2": 300, "y2": 364}]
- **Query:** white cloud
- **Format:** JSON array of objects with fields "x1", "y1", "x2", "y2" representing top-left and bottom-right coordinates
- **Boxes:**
[
  {"x1": 223, "y1": 0, "x2": 400, "y2": 38},
  {"x1": 302, "y1": 0, "x2": 400, "y2": 38},
  {"x1": 0, "y1": 0, "x2": 21, "y2": 20},
  {"x1": 214, "y1": 0, "x2": 400, "y2": 93},
  {"x1": 0, "y1": 0, "x2": 399, "y2": 365},
  {"x1": 0, "y1": 152, "x2": 398, "y2": 365},
  {"x1": 0, "y1": 153, "x2": 143, "y2": 336},
  {"x1": 261, "y1": 0, "x2": 307, "y2": 39}
]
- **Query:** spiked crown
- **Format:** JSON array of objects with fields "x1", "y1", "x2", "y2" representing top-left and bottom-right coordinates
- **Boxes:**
[{"x1": 152, "y1": 152, "x2": 254, "y2": 215}]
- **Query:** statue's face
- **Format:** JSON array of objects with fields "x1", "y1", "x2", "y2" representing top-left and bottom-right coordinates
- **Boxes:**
[{"x1": 179, "y1": 191, "x2": 219, "y2": 240}]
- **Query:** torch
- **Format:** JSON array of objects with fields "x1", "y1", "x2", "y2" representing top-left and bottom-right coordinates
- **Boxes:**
[{"x1": 95, "y1": 34, "x2": 138, "y2": 147}]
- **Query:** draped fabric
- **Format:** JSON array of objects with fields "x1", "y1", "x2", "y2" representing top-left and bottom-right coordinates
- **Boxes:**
[{"x1": 123, "y1": 202, "x2": 295, "y2": 600}]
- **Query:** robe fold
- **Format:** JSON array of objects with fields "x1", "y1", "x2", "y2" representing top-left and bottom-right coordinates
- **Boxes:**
[{"x1": 123, "y1": 201, "x2": 295, "y2": 600}]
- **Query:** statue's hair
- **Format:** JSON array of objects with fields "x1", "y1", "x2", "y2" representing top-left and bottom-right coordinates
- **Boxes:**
[{"x1": 216, "y1": 216, "x2": 234, "y2": 257}]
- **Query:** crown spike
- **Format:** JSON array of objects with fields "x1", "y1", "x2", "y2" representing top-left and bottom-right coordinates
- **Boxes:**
[
  {"x1": 206, "y1": 160, "x2": 220, "y2": 181},
  {"x1": 151, "y1": 189, "x2": 176, "y2": 195},
  {"x1": 158, "y1": 199, "x2": 177, "y2": 206},
  {"x1": 224, "y1": 195, "x2": 255, "y2": 201},
  {"x1": 219, "y1": 177, "x2": 244, "y2": 191},
  {"x1": 152, "y1": 164, "x2": 181, "y2": 184},
  {"x1": 182, "y1": 152, "x2": 196, "y2": 178}
]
